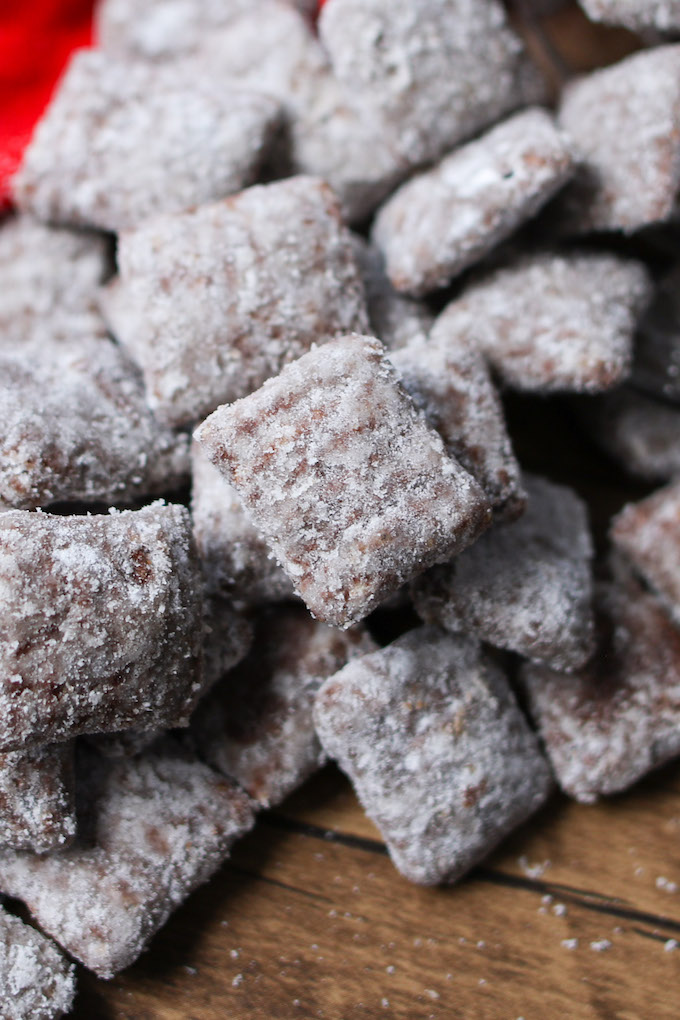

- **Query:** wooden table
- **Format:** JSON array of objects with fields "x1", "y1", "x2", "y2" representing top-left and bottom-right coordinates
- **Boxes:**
[{"x1": 64, "y1": 6, "x2": 680, "y2": 1018}]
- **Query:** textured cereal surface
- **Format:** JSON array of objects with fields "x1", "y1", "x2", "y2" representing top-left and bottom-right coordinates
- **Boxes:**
[
  {"x1": 352, "y1": 238, "x2": 433, "y2": 351},
  {"x1": 578, "y1": 385, "x2": 680, "y2": 481},
  {"x1": 611, "y1": 480, "x2": 680, "y2": 627},
  {"x1": 90, "y1": 597, "x2": 253, "y2": 760},
  {"x1": 0, "y1": 337, "x2": 189, "y2": 510},
  {"x1": 314, "y1": 626, "x2": 553, "y2": 884},
  {"x1": 196, "y1": 334, "x2": 491, "y2": 627},
  {"x1": 579, "y1": 0, "x2": 680, "y2": 30},
  {"x1": 0, "y1": 742, "x2": 255, "y2": 978},
  {"x1": 0, "y1": 744, "x2": 75, "y2": 853},
  {"x1": 13, "y1": 49, "x2": 281, "y2": 231},
  {"x1": 96, "y1": 0, "x2": 257, "y2": 59},
  {"x1": 319, "y1": 0, "x2": 546, "y2": 167},
  {"x1": 412, "y1": 475, "x2": 595, "y2": 671},
  {"x1": 0, "y1": 908, "x2": 75, "y2": 1020},
  {"x1": 372, "y1": 108, "x2": 573, "y2": 296},
  {"x1": 556, "y1": 46, "x2": 680, "y2": 233},
  {"x1": 444, "y1": 252, "x2": 651, "y2": 393},
  {"x1": 391, "y1": 319, "x2": 525, "y2": 519},
  {"x1": 191, "y1": 606, "x2": 375, "y2": 807},
  {"x1": 0, "y1": 216, "x2": 109, "y2": 346},
  {"x1": 113, "y1": 177, "x2": 368, "y2": 427},
  {"x1": 633, "y1": 266, "x2": 680, "y2": 404},
  {"x1": 0, "y1": 504, "x2": 203, "y2": 751},
  {"x1": 191, "y1": 444, "x2": 294, "y2": 606},
  {"x1": 521, "y1": 575, "x2": 680, "y2": 803}
]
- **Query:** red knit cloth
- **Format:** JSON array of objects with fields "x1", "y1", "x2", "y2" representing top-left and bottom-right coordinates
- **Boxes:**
[{"x1": 0, "y1": 0, "x2": 95, "y2": 209}]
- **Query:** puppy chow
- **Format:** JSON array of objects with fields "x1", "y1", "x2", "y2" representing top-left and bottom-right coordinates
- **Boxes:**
[
  {"x1": 319, "y1": 0, "x2": 546, "y2": 168},
  {"x1": 577, "y1": 385, "x2": 680, "y2": 481},
  {"x1": 191, "y1": 606, "x2": 375, "y2": 807},
  {"x1": 191, "y1": 444, "x2": 294, "y2": 606},
  {"x1": 0, "y1": 215, "x2": 110, "y2": 346},
  {"x1": 0, "y1": 337, "x2": 189, "y2": 511},
  {"x1": 351, "y1": 237, "x2": 433, "y2": 351},
  {"x1": 0, "y1": 908, "x2": 75, "y2": 1020},
  {"x1": 371, "y1": 108, "x2": 573, "y2": 296},
  {"x1": 111, "y1": 176, "x2": 368, "y2": 427},
  {"x1": 556, "y1": 45, "x2": 680, "y2": 234},
  {"x1": 632, "y1": 266, "x2": 680, "y2": 404},
  {"x1": 0, "y1": 744, "x2": 76, "y2": 853},
  {"x1": 611, "y1": 480, "x2": 680, "y2": 628},
  {"x1": 0, "y1": 742, "x2": 255, "y2": 978},
  {"x1": 13, "y1": 49, "x2": 282, "y2": 231},
  {"x1": 443, "y1": 252, "x2": 651, "y2": 394},
  {"x1": 390, "y1": 325, "x2": 525, "y2": 519},
  {"x1": 578, "y1": 0, "x2": 680, "y2": 31},
  {"x1": 412, "y1": 475, "x2": 595, "y2": 671},
  {"x1": 520, "y1": 576, "x2": 680, "y2": 803},
  {"x1": 196, "y1": 334, "x2": 491, "y2": 628},
  {"x1": 314, "y1": 626, "x2": 553, "y2": 884},
  {"x1": 0, "y1": 503, "x2": 203, "y2": 751}
]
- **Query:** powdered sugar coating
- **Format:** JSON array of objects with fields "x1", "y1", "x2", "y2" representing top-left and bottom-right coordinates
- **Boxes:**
[
  {"x1": 196, "y1": 334, "x2": 491, "y2": 628},
  {"x1": 0, "y1": 504, "x2": 203, "y2": 751},
  {"x1": 192, "y1": 607, "x2": 375, "y2": 806},
  {"x1": 314, "y1": 626, "x2": 552, "y2": 884},
  {"x1": 96, "y1": 0, "x2": 257, "y2": 59},
  {"x1": 191, "y1": 444, "x2": 294, "y2": 606},
  {"x1": 578, "y1": 385, "x2": 680, "y2": 481},
  {"x1": 611, "y1": 480, "x2": 680, "y2": 628},
  {"x1": 633, "y1": 266, "x2": 680, "y2": 404},
  {"x1": 520, "y1": 577, "x2": 680, "y2": 803},
  {"x1": 0, "y1": 744, "x2": 75, "y2": 853},
  {"x1": 579, "y1": 0, "x2": 680, "y2": 31},
  {"x1": 319, "y1": 0, "x2": 546, "y2": 168},
  {"x1": 0, "y1": 216, "x2": 109, "y2": 346},
  {"x1": 0, "y1": 337, "x2": 189, "y2": 510},
  {"x1": 0, "y1": 742, "x2": 255, "y2": 978},
  {"x1": 89, "y1": 596, "x2": 253, "y2": 759},
  {"x1": 390, "y1": 321, "x2": 525, "y2": 519},
  {"x1": 13, "y1": 49, "x2": 282, "y2": 231},
  {"x1": 0, "y1": 908, "x2": 75, "y2": 1019},
  {"x1": 113, "y1": 177, "x2": 368, "y2": 428},
  {"x1": 351, "y1": 238, "x2": 433, "y2": 351},
  {"x1": 443, "y1": 252, "x2": 651, "y2": 394},
  {"x1": 556, "y1": 46, "x2": 680, "y2": 234},
  {"x1": 412, "y1": 475, "x2": 595, "y2": 671},
  {"x1": 371, "y1": 108, "x2": 573, "y2": 296}
]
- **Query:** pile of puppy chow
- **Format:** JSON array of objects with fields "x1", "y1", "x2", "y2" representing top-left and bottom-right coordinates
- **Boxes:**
[{"x1": 2, "y1": 0, "x2": 680, "y2": 1013}]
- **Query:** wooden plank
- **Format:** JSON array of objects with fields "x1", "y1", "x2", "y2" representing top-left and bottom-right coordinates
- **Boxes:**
[{"x1": 69, "y1": 761, "x2": 680, "y2": 1020}]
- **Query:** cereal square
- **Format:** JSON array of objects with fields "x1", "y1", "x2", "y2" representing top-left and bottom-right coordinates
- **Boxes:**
[
  {"x1": 319, "y1": 0, "x2": 546, "y2": 167},
  {"x1": 0, "y1": 741, "x2": 255, "y2": 977},
  {"x1": 520, "y1": 574, "x2": 680, "y2": 803},
  {"x1": 191, "y1": 606, "x2": 375, "y2": 806},
  {"x1": 13, "y1": 49, "x2": 282, "y2": 231},
  {"x1": 440, "y1": 252, "x2": 651, "y2": 394},
  {"x1": 611, "y1": 480, "x2": 680, "y2": 627},
  {"x1": 412, "y1": 475, "x2": 595, "y2": 671},
  {"x1": 0, "y1": 504, "x2": 203, "y2": 751},
  {"x1": 191, "y1": 444, "x2": 294, "y2": 606},
  {"x1": 391, "y1": 320, "x2": 525, "y2": 519},
  {"x1": 196, "y1": 334, "x2": 491, "y2": 627},
  {"x1": 111, "y1": 176, "x2": 368, "y2": 427},
  {"x1": 579, "y1": 0, "x2": 680, "y2": 32},
  {"x1": 0, "y1": 908, "x2": 75, "y2": 1020},
  {"x1": 0, "y1": 744, "x2": 75, "y2": 854},
  {"x1": 314, "y1": 626, "x2": 552, "y2": 884},
  {"x1": 0, "y1": 337, "x2": 189, "y2": 510},
  {"x1": 371, "y1": 108, "x2": 573, "y2": 296},
  {"x1": 556, "y1": 45, "x2": 680, "y2": 233},
  {"x1": 632, "y1": 266, "x2": 680, "y2": 404}
]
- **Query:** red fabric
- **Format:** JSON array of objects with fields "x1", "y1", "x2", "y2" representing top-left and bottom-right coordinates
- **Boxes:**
[{"x1": 0, "y1": 0, "x2": 95, "y2": 209}]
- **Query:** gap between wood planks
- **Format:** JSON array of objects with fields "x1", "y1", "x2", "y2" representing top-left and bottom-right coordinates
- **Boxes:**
[{"x1": 254, "y1": 812, "x2": 680, "y2": 940}]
